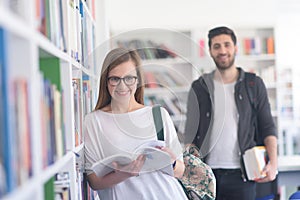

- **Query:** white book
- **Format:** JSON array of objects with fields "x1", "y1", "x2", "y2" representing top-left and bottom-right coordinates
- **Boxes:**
[
  {"x1": 243, "y1": 146, "x2": 268, "y2": 180},
  {"x1": 92, "y1": 140, "x2": 173, "y2": 177}
]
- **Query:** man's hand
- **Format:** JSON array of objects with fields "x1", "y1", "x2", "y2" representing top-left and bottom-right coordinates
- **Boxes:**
[{"x1": 255, "y1": 162, "x2": 277, "y2": 183}]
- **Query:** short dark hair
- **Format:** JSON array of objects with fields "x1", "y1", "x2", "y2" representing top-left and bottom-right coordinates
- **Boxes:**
[{"x1": 208, "y1": 26, "x2": 237, "y2": 48}]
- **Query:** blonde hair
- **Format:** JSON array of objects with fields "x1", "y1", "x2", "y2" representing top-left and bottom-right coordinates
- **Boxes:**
[{"x1": 94, "y1": 48, "x2": 144, "y2": 110}]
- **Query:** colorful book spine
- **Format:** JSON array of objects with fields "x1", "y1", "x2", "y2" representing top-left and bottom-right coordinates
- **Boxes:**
[
  {"x1": 0, "y1": 28, "x2": 17, "y2": 194},
  {"x1": 199, "y1": 39, "x2": 205, "y2": 57},
  {"x1": 267, "y1": 37, "x2": 275, "y2": 54}
]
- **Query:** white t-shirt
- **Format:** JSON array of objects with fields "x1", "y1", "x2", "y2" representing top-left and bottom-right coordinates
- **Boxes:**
[
  {"x1": 206, "y1": 80, "x2": 240, "y2": 169},
  {"x1": 84, "y1": 106, "x2": 187, "y2": 200}
]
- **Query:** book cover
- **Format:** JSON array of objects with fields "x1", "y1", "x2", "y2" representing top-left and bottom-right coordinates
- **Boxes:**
[
  {"x1": 0, "y1": 28, "x2": 7, "y2": 197},
  {"x1": 243, "y1": 38, "x2": 252, "y2": 55},
  {"x1": 53, "y1": 85, "x2": 64, "y2": 159},
  {"x1": 162, "y1": 96, "x2": 181, "y2": 116},
  {"x1": 13, "y1": 79, "x2": 32, "y2": 184},
  {"x1": 72, "y1": 78, "x2": 82, "y2": 146},
  {"x1": 0, "y1": 28, "x2": 18, "y2": 193},
  {"x1": 243, "y1": 146, "x2": 268, "y2": 180},
  {"x1": 39, "y1": 57, "x2": 62, "y2": 91},
  {"x1": 267, "y1": 37, "x2": 275, "y2": 54},
  {"x1": 92, "y1": 140, "x2": 173, "y2": 177},
  {"x1": 199, "y1": 39, "x2": 205, "y2": 57},
  {"x1": 44, "y1": 176, "x2": 55, "y2": 200},
  {"x1": 144, "y1": 71, "x2": 159, "y2": 88},
  {"x1": 40, "y1": 58, "x2": 66, "y2": 162}
]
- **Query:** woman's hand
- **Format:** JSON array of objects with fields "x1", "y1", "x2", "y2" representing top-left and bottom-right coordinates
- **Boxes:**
[
  {"x1": 112, "y1": 154, "x2": 146, "y2": 177},
  {"x1": 155, "y1": 146, "x2": 185, "y2": 178},
  {"x1": 87, "y1": 154, "x2": 146, "y2": 190}
]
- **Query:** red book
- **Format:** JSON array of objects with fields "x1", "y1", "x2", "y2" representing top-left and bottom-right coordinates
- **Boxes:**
[
  {"x1": 243, "y1": 38, "x2": 252, "y2": 55},
  {"x1": 144, "y1": 72, "x2": 158, "y2": 88},
  {"x1": 199, "y1": 39, "x2": 205, "y2": 57}
]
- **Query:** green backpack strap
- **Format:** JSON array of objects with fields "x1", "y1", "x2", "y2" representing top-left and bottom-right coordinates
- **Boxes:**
[{"x1": 152, "y1": 105, "x2": 164, "y2": 141}]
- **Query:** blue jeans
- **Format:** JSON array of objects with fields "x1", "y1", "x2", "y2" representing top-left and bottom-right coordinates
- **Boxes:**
[{"x1": 213, "y1": 169, "x2": 256, "y2": 200}]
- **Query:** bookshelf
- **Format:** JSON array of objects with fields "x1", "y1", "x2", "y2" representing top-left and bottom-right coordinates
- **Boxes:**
[
  {"x1": 276, "y1": 68, "x2": 300, "y2": 156},
  {"x1": 275, "y1": 17, "x2": 300, "y2": 159},
  {"x1": 0, "y1": 0, "x2": 108, "y2": 199},
  {"x1": 110, "y1": 28, "x2": 200, "y2": 139},
  {"x1": 275, "y1": 13, "x2": 300, "y2": 200}
]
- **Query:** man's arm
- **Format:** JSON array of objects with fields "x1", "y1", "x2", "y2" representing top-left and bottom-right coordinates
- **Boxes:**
[{"x1": 256, "y1": 135, "x2": 278, "y2": 183}]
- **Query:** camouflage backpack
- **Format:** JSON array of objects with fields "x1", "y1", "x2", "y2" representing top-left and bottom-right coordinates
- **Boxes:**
[{"x1": 178, "y1": 144, "x2": 216, "y2": 200}]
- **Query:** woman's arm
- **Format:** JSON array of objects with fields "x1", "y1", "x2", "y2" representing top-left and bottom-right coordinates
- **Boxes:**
[
  {"x1": 87, "y1": 155, "x2": 145, "y2": 190},
  {"x1": 160, "y1": 146, "x2": 185, "y2": 178},
  {"x1": 159, "y1": 107, "x2": 186, "y2": 178},
  {"x1": 173, "y1": 160, "x2": 185, "y2": 178}
]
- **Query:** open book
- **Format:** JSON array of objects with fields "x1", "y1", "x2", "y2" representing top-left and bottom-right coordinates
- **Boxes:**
[
  {"x1": 92, "y1": 140, "x2": 173, "y2": 177},
  {"x1": 243, "y1": 146, "x2": 268, "y2": 180}
]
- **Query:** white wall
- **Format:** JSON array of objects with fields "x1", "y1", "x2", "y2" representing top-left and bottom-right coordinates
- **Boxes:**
[{"x1": 106, "y1": 0, "x2": 281, "y2": 33}]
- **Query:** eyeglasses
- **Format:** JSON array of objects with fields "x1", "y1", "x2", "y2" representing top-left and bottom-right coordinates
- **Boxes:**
[{"x1": 107, "y1": 75, "x2": 138, "y2": 86}]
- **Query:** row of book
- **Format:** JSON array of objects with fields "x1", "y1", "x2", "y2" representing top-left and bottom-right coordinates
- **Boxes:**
[
  {"x1": 145, "y1": 95, "x2": 187, "y2": 116},
  {"x1": 1, "y1": 1, "x2": 98, "y2": 199},
  {"x1": 39, "y1": 57, "x2": 67, "y2": 168},
  {"x1": 0, "y1": 54, "x2": 69, "y2": 198},
  {"x1": 259, "y1": 65, "x2": 276, "y2": 84},
  {"x1": 0, "y1": 29, "x2": 33, "y2": 196},
  {"x1": 72, "y1": 78, "x2": 83, "y2": 146},
  {"x1": 84, "y1": 0, "x2": 96, "y2": 19},
  {"x1": 72, "y1": 75, "x2": 94, "y2": 147},
  {"x1": 116, "y1": 39, "x2": 177, "y2": 60},
  {"x1": 0, "y1": 78, "x2": 33, "y2": 196},
  {"x1": 144, "y1": 70, "x2": 185, "y2": 88},
  {"x1": 76, "y1": 158, "x2": 100, "y2": 200},
  {"x1": 36, "y1": 0, "x2": 96, "y2": 69},
  {"x1": 281, "y1": 128, "x2": 300, "y2": 155},
  {"x1": 44, "y1": 172, "x2": 71, "y2": 200},
  {"x1": 247, "y1": 66, "x2": 276, "y2": 86},
  {"x1": 240, "y1": 36, "x2": 275, "y2": 55},
  {"x1": 198, "y1": 36, "x2": 275, "y2": 57}
]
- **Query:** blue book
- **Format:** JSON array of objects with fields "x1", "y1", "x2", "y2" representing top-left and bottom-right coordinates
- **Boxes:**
[
  {"x1": 0, "y1": 28, "x2": 17, "y2": 194},
  {"x1": 0, "y1": 27, "x2": 6, "y2": 198}
]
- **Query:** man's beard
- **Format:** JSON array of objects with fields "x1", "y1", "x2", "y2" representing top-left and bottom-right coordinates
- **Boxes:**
[{"x1": 213, "y1": 55, "x2": 235, "y2": 71}]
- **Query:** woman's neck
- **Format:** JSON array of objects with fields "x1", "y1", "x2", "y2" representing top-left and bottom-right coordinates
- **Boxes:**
[{"x1": 109, "y1": 99, "x2": 143, "y2": 113}]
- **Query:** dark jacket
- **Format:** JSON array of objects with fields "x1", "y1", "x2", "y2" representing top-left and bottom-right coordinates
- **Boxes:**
[{"x1": 184, "y1": 67, "x2": 277, "y2": 160}]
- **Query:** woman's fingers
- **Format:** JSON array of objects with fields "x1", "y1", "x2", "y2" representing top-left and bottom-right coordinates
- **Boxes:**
[{"x1": 112, "y1": 155, "x2": 146, "y2": 177}]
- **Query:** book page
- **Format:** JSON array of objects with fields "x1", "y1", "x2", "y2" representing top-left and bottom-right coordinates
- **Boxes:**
[
  {"x1": 92, "y1": 140, "x2": 173, "y2": 177},
  {"x1": 243, "y1": 146, "x2": 267, "y2": 180},
  {"x1": 134, "y1": 140, "x2": 166, "y2": 150},
  {"x1": 92, "y1": 154, "x2": 132, "y2": 177},
  {"x1": 134, "y1": 141, "x2": 173, "y2": 175}
]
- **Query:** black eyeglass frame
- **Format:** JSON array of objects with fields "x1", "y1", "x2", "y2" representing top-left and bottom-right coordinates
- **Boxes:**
[{"x1": 107, "y1": 75, "x2": 138, "y2": 86}]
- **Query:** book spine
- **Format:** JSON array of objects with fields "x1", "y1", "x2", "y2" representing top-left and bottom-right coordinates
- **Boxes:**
[{"x1": 0, "y1": 28, "x2": 17, "y2": 194}]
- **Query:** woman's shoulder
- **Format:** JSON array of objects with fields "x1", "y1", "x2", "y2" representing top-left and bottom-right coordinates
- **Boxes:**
[{"x1": 84, "y1": 110, "x2": 103, "y2": 121}]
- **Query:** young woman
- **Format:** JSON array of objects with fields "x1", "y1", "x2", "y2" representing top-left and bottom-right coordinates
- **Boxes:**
[{"x1": 84, "y1": 47, "x2": 187, "y2": 199}]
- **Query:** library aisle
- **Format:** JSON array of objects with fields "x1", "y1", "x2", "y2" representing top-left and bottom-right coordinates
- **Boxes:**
[
  {"x1": 0, "y1": 0, "x2": 108, "y2": 199},
  {"x1": 1, "y1": 0, "x2": 300, "y2": 200}
]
